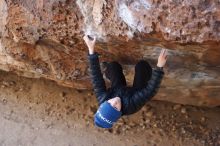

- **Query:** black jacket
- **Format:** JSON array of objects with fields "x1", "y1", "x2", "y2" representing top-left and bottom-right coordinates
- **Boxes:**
[{"x1": 88, "y1": 53, "x2": 164, "y2": 115}]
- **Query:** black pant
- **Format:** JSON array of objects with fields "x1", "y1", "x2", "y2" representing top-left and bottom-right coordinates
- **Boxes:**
[{"x1": 104, "y1": 60, "x2": 152, "y2": 89}]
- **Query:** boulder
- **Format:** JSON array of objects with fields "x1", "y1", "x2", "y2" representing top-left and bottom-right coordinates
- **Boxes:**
[{"x1": 0, "y1": 0, "x2": 220, "y2": 106}]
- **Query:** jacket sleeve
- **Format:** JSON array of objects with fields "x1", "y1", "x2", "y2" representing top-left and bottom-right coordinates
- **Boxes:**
[
  {"x1": 88, "y1": 53, "x2": 107, "y2": 103},
  {"x1": 130, "y1": 68, "x2": 164, "y2": 111}
]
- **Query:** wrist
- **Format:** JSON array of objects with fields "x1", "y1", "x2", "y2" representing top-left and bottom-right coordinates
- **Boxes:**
[
  {"x1": 157, "y1": 64, "x2": 163, "y2": 68},
  {"x1": 89, "y1": 51, "x2": 94, "y2": 55},
  {"x1": 89, "y1": 48, "x2": 94, "y2": 55}
]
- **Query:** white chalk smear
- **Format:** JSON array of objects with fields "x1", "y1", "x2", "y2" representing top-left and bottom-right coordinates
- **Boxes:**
[{"x1": 118, "y1": 3, "x2": 137, "y2": 30}]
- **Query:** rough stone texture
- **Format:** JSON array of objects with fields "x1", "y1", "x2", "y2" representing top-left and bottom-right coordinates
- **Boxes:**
[{"x1": 0, "y1": 0, "x2": 220, "y2": 106}]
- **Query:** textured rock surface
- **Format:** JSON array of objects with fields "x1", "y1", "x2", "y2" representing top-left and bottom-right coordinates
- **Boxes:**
[{"x1": 0, "y1": 0, "x2": 220, "y2": 106}]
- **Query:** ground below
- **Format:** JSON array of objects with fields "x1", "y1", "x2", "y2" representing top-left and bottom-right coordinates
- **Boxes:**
[{"x1": 0, "y1": 70, "x2": 219, "y2": 146}]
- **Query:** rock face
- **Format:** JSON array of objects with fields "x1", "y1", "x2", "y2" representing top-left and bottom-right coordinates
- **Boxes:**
[{"x1": 0, "y1": 0, "x2": 220, "y2": 106}]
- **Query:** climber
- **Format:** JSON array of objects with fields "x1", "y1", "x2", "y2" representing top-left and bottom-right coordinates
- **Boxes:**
[{"x1": 83, "y1": 35, "x2": 168, "y2": 128}]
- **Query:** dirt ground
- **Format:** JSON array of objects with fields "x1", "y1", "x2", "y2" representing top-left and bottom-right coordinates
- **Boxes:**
[{"x1": 0, "y1": 70, "x2": 219, "y2": 146}]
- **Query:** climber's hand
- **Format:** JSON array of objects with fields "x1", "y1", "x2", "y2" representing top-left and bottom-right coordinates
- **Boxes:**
[
  {"x1": 83, "y1": 35, "x2": 96, "y2": 55},
  {"x1": 157, "y1": 49, "x2": 168, "y2": 68}
]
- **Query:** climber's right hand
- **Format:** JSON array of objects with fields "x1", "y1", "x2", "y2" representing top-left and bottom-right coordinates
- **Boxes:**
[
  {"x1": 83, "y1": 35, "x2": 96, "y2": 55},
  {"x1": 157, "y1": 49, "x2": 168, "y2": 68}
]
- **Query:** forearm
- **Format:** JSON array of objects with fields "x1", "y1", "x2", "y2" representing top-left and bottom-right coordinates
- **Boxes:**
[
  {"x1": 88, "y1": 53, "x2": 106, "y2": 97},
  {"x1": 145, "y1": 68, "x2": 164, "y2": 99},
  {"x1": 131, "y1": 68, "x2": 164, "y2": 107}
]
